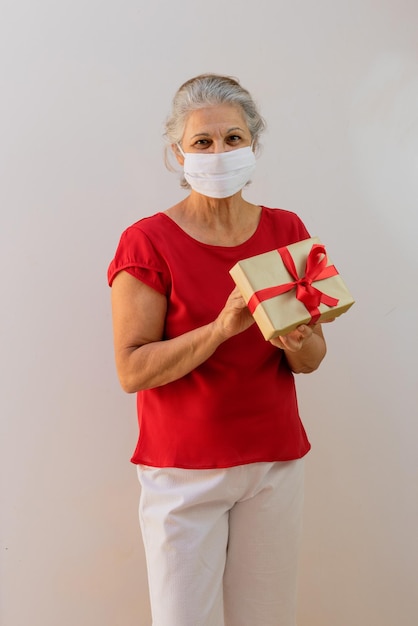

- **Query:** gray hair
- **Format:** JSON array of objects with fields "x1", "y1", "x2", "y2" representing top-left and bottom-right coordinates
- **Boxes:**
[{"x1": 163, "y1": 73, "x2": 266, "y2": 188}]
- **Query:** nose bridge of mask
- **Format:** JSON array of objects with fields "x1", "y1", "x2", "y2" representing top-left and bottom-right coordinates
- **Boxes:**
[{"x1": 177, "y1": 142, "x2": 254, "y2": 156}]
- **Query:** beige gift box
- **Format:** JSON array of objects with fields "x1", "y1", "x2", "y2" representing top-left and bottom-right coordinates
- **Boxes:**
[{"x1": 229, "y1": 237, "x2": 355, "y2": 340}]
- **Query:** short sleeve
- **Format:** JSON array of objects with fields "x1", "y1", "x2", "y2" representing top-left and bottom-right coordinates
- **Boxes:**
[
  {"x1": 296, "y1": 214, "x2": 310, "y2": 241},
  {"x1": 107, "y1": 225, "x2": 170, "y2": 295}
]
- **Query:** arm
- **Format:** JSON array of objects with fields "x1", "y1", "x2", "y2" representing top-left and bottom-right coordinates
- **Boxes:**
[
  {"x1": 270, "y1": 323, "x2": 327, "y2": 374},
  {"x1": 111, "y1": 271, "x2": 255, "y2": 393}
]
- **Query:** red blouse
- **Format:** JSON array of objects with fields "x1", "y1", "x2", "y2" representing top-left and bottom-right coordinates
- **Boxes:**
[{"x1": 108, "y1": 206, "x2": 311, "y2": 468}]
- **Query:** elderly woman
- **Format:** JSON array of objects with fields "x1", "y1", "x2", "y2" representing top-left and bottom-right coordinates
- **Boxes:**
[{"x1": 108, "y1": 74, "x2": 327, "y2": 626}]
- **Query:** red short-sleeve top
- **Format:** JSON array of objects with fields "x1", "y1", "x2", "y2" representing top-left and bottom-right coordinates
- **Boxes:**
[{"x1": 108, "y1": 206, "x2": 311, "y2": 468}]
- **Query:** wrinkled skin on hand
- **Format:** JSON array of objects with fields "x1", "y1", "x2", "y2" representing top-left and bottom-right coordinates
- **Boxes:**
[
  {"x1": 216, "y1": 287, "x2": 256, "y2": 339},
  {"x1": 270, "y1": 317, "x2": 335, "y2": 352},
  {"x1": 270, "y1": 325, "x2": 314, "y2": 352}
]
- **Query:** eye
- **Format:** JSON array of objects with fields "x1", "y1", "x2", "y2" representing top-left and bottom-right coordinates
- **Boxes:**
[
  {"x1": 193, "y1": 138, "x2": 211, "y2": 148},
  {"x1": 227, "y1": 134, "x2": 241, "y2": 143}
]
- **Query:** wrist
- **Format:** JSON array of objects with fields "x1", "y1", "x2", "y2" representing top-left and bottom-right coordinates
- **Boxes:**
[{"x1": 210, "y1": 319, "x2": 231, "y2": 345}]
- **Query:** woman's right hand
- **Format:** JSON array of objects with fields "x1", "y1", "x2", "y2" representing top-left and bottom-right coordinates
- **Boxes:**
[{"x1": 214, "y1": 287, "x2": 255, "y2": 339}]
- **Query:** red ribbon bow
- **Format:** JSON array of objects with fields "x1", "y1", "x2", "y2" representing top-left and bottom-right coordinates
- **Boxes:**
[{"x1": 247, "y1": 243, "x2": 340, "y2": 325}]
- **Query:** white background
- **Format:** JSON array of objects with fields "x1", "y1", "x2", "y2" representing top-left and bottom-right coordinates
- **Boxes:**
[{"x1": 1, "y1": 1, "x2": 417, "y2": 624}]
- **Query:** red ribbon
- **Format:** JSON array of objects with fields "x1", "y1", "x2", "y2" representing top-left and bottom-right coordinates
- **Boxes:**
[{"x1": 247, "y1": 243, "x2": 340, "y2": 325}]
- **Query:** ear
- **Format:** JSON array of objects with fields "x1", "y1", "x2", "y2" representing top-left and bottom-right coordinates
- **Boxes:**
[{"x1": 171, "y1": 144, "x2": 184, "y2": 166}]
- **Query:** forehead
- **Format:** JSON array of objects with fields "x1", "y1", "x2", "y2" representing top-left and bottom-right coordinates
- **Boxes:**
[{"x1": 183, "y1": 103, "x2": 249, "y2": 137}]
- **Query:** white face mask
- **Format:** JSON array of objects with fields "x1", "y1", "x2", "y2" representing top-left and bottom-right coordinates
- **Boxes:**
[{"x1": 177, "y1": 145, "x2": 256, "y2": 199}]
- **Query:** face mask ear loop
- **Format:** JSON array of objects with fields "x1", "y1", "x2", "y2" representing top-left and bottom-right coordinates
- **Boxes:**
[{"x1": 176, "y1": 143, "x2": 186, "y2": 158}]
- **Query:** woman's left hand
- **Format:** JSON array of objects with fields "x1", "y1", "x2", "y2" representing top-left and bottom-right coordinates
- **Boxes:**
[
  {"x1": 270, "y1": 324, "x2": 314, "y2": 352},
  {"x1": 269, "y1": 323, "x2": 329, "y2": 373}
]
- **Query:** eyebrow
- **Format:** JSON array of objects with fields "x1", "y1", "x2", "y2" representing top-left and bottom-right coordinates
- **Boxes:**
[{"x1": 190, "y1": 126, "x2": 246, "y2": 139}]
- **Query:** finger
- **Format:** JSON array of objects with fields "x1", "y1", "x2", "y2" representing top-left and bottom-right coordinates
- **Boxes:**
[
  {"x1": 270, "y1": 336, "x2": 286, "y2": 349},
  {"x1": 295, "y1": 324, "x2": 313, "y2": 339}
]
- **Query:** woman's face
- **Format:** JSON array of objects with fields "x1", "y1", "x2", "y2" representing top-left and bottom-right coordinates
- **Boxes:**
[{"x1": 176, "y1": 103, "x2": 252, "y2": 162}]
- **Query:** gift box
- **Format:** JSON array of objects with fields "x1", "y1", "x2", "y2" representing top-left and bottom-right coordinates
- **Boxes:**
[{"x1": 229, "y1": 237, "x2": 355, "y2": 340}]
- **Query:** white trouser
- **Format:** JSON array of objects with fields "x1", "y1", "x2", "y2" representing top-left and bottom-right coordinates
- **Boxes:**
[{"x1": 137, "y1": 459, "x2": 305, "y2": 626}]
